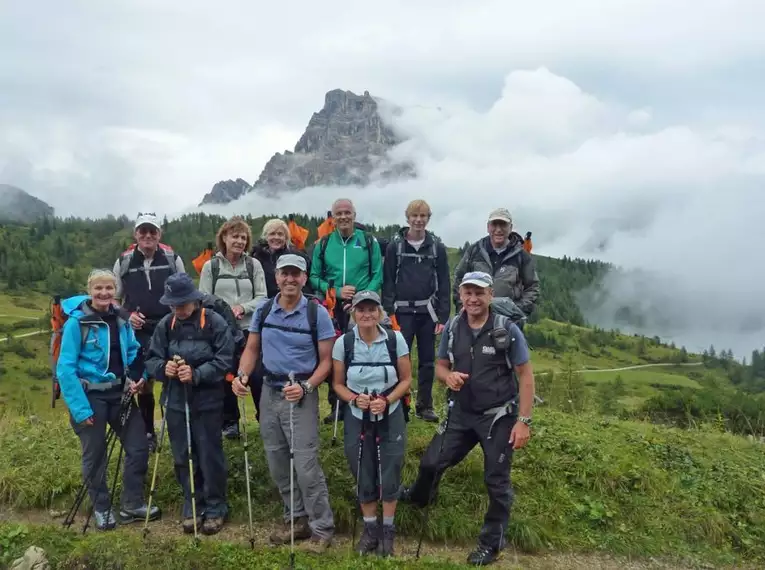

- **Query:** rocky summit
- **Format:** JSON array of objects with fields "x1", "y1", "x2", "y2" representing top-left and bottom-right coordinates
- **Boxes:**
[
  {"x1": 0, "y1": 184, "x2": 54, "y2": 223},
  {"x1": 198, "y1": 89, "x2": 415, "y2": 206}
]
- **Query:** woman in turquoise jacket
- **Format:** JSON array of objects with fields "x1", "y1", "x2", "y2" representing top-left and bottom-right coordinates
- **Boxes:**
[{"x1": 56, "y1": 269, "x2": 160, "y2": 531}]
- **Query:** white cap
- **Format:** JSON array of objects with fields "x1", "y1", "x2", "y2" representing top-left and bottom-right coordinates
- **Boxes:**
[
  {"x1": 276, "y1": 254, "x2": 307, "y2": 272},
  {"x1": 134, "y1": 212, "x2": 161, "y2": 230},
  {"x1": 488, "y1": 208, "x2": 512, "y2": 224}
]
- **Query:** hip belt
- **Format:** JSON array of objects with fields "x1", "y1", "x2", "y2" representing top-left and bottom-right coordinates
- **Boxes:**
[
  {"x1": 483, "y1": 399, "x2": 518, "y2": 440},
  {"x1": 394, "y1": 298, "x2": 438, "y2": 323}
]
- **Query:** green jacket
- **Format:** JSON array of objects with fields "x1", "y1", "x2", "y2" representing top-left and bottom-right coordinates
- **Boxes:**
[{"x1": 309, "y1": 229, "x2": 383, "y2": 295}]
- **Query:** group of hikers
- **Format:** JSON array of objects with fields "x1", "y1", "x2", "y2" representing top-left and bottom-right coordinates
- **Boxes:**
[{"x1": 52, "y1": 198, "x2": 540, "y2": 566}]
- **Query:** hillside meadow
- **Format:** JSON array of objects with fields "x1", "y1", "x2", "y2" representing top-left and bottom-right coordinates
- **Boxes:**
[{"x1": 2, "y1": 294, "x2": 765, "y2": 569}]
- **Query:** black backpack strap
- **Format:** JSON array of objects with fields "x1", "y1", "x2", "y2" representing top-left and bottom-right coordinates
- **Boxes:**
[
  {"x1": 365, "y1": 233, "x2": 374, "y2": 279},
  {"x1": 210, "y1": 257, "x2": 220, "y2": 295},
  {"x1": 307, "y1": 298, "x2": 319, "y2": 359},
  {"x1": 318, "y1": 235, "x2": 330, "y2": 280},
  {"x1": 245, "y1": 256, "x2": 255, "y2": 292},
  {"x1": 342, "y1": 330, "x2": 355, "y2": 372}
]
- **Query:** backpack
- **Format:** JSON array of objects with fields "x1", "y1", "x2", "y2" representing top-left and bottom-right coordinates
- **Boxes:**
[
  {"x1": 256, "y1": 294, "x2": 335, "y2": 364},
  {"x1": 166, "y1": 296, "x2": 246, "y2": 376},
  {"x1": 392, "y1": 233, "x2": 441, "y2": 291},
  {"x1": 50, "y1": 295, "x2": 90, "y2": 408},
  {"x1": 446, "y1": 312, "x2": 518, "y2": 385},
  {"x1": 341, "y1": 327, "x2": 411, "y2": 422},
  {"x1": 209, "y1": 255, "x2": 256, "y2": 296},
  {"x1": 318, "y1": 231, "x2": 375, "y2": 281},
  {"x1": 118, "y1": 243, "x2": 178, "y2": 279}
]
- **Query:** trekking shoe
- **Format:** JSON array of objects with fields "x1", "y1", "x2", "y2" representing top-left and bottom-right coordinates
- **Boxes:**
[
  {"x1": 119, "y1": 504, "x2": 161, "y2": 524},
  {"x1": 300, "y1": 534, "x2": 332, "y2": 554},
  {"x1": 269, "y1": 515, "x2": 311, "y2": 545},
  {"x1": 222, "y1": 423, "x2": 240, "y2": 440},
  {"x1": 146, "y1": 432, "x2": 157, "y2": 453},
  {"x1": 415, "y1": 407, "x2": 439, "y2": 423},
  {"x1": 377, "y1": 523, "x2": 396, "y2": 557},
  {"x1": 201, "y1": 516, "x2": 225, "y2": 535},
  {"x1": 467, "y1": 544, "x2": 498, "y2": 566},
  {"x1": 182, "y1": 516, "x2": 203, "y2": 534},
  {"x1": 355, "y1": 521, "x2": 379, "y2": 555},
  {"x1": 94, "y1": 509, "x2": 117, "y2": 531}
]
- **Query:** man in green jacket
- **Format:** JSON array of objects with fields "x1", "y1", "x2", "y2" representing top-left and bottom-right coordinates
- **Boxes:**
[{"x1": 310, "y1": 197, "x2": 383, "y2": 422}]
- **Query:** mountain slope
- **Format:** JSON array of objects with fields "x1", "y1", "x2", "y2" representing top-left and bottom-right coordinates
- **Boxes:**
[{"x1": 0, "y1": 185, "x2": 54, "y2": 223}]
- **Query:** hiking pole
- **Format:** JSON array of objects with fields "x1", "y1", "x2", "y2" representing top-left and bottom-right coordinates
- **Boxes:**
[
  {"x1": 288, "y1": 372, "x2": 296, "y2": 569},
  {"x1": 416, "y1": 398, "x2": 454, "y2": 559},
  {"x1": 331, "y1": 399, "x2": 340, "y2": 446},
  {"x1": 372, "y1": 390, "x2": 384, "y2": 550},
  {"x1": 176, "y1": 356, "x2": 199, "y2": 544},
  {"x1": 238, "y1": 376, "x2": 255, "y2": 550},
  {"x1": 143, "y1": 385, "x2": 171, "y2": 539},
  {"x1": 81, "y1": 392, "x2": 134, "y2": 534},
  {"x1": 350, "y1": 388, "x2": 369, "y2": 550}
]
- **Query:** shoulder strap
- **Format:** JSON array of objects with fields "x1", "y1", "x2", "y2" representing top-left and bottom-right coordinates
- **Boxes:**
[
  {"x1": 385, "y1": 329, "x2": 398, "y2": 378},
  {"x1": 245, "y1": 256, "x2": 255, "y2": 291},
  {"x1": 493, "y1": 313, "x2": 515, "y2": 372},
  {"x1": 118, "y1": 251, "x2": 132, "y2": 278},
  {"x1": 210, "y1": 257, "x2": 220, "y2": 295},
  {"x1": 394, "y1": 238, "x2": 404, "y2": 284},
  {"x1": 257, "y1": 298, "x2": 275, "y2": 332},
  {"x1": 342, "y1": 330, "x2": 355, "y2": 372},
  {"x1": 446, "y1": 316, "x2": 460, "y2": 366},
  {"x1": 318, "y1": 235, "x2": 330, "y2": 280},
  {"x1": 307, "y1": 298, "x2": 319, "y2": 359},
  {"x1": 365, "y1": 233, "x2": 374, "y2": 279}
]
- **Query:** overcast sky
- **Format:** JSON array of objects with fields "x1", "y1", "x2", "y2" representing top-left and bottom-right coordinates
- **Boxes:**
[{"x1": 2, "y1": 1, "x2": 765, "y2": 356}]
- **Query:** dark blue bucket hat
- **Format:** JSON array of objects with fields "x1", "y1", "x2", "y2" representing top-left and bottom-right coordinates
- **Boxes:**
[{"x1": 159, "y1": 273, "x2": 204, "y2": 306}]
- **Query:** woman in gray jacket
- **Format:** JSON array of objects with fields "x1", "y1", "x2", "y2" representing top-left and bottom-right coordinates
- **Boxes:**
[{"x1": 198, "y1": 216, "x2": 267, "y2": 437}]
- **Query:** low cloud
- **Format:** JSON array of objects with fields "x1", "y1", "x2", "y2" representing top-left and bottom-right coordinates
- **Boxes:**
[{"x1": 199, "y1": 68, "x2": 765, "y2": 358}]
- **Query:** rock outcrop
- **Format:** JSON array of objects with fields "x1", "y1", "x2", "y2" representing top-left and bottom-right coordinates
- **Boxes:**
[
  {"x1": 10, "y1": 546, "x2": 50, "y2": 570},
  {"x1": 197, "y1": 178, "x2": 253, "y2": 206},
  {"x1": 0, "y1": 185, "x2": 54, "y2": 223},
  {"x1": 198, "y1": 89, "x2": 415, "y2": 206}
]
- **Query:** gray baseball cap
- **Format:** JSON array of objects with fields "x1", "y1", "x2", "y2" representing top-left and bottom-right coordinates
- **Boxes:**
[
  {"x1": 276, "y1": 254, "x2": 307, "y2": 272},
  {"x1": 487, "y1": 208, "x2": 512, "y2": 224},
  {"x1": 460, "y1": 271, "x2": 493, "y2": 288},
  {"x1": 351, "y1": 290, "x2": 382, "y2": 308}
]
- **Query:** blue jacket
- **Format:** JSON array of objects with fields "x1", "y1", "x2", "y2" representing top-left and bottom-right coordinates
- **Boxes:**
[{"x1": 55, "y1": 295, "x2": 142, "y2": 424}]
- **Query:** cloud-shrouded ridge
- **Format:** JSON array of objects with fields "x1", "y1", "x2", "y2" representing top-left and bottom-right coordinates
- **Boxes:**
[{"x1": 198, "y1": 68, "x2": 765, "y2": 358}]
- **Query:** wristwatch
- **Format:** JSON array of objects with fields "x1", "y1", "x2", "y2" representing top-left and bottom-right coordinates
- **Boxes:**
[
  {"x1": 518, "y1": 416, "x2": 532, "y2": 426},
  {"x1": 299, "y1": 381, "x2": 314, "y2": 395}
]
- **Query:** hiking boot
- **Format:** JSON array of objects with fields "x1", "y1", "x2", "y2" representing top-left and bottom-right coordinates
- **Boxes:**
[
  {"x1": 467, "y1": 544, "x2": 498, "y2": 566},
  {"x1": 119, "y1": 504, "x2": 161, "y2": 524},
  {"x1": 182, "y1": 516, "x2": 203, "y2": 534},
  {"x1": 222, "y1": 423, "x2": 240, "y2": 440},
  {"x1": 300, "y1": 534, "x2": 332, "y2": 554},
  {"x1": 146, "y1": 432, "x2": 157, "y2": 453},
  {"x1": 377, "y1": 523, "x2": 396, "y2": 557},
  {"x1": 415, "y1": 407, "x2": 439, "y2": 423},
  {"x1": 355, "y1": 521, "x2": 379, "y2": 555},
  {"x1": 94, "y1": 509, "x2": 117, "y2": 531},
  {"x1": 269, "y1": 515, "x2": 311, "y2": 545},
  {"x1": 201, "y1": 516, "x2": 225, "y2": 535}
]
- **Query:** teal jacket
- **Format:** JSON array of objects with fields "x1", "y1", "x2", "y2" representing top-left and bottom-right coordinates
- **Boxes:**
[
  {"x1": 55, "y1": 295, "x2": 141, "y2": 424},
  {"x1": 309, "y1": 229, "x2": 383, "y2": 295}
]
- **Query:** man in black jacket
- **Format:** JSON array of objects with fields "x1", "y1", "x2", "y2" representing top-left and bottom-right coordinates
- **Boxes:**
[
  {"x1": 382, "y1": 199, "x2": 450, "y2": 423},
  {"x1": 400, "y1": 271, "x2": 535, "y2": 566},
  {"x1": 144, "y1": 272, "x2": 235, "y2": 537},
  {"x1": 452, "y1": 208, "x2": 540, "y2": 323}
]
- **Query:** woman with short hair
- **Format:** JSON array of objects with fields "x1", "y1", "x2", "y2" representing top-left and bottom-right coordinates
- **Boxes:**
[
  {"x1": 199, "y1": 216, "x2": 267, "y2": 434},
  {"x1": 56, "y1": 268, "x2": 160, "y2": 531},
  {"x1": 331, "y1": 290, "x2": 412, "y2": 558},
  {"x1": 251, "y1": 218, "x2": 311, "y2": 298}
]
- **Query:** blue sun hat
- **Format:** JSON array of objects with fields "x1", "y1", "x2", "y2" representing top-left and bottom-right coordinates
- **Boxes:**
[{"x1": 159, "y1": 273, "x2": 204, "y2": 306}]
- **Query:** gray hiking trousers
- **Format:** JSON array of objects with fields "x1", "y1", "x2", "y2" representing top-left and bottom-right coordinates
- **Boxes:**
[
  {"x1": 260, "y1": 385, "x2": 335, "y2": 540},
  {"x1": 69, "y1": 389, "x2": 149, "y2": 512}
]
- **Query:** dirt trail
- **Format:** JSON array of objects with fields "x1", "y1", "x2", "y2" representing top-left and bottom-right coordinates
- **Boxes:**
[{"x1": 0, "y1": 508, "x2": 724, "y2": 569}]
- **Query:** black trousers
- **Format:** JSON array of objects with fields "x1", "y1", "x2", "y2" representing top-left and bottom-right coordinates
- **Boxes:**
[
  {"x1": 396, "y1": 312, "x2": 436, "y2": 409},
  {"x1": 166, "y1": 401, "x2": 228, "y2": 519},
  {"x1": 406, "y1": 405, "x2": 517, "y2": 552}
]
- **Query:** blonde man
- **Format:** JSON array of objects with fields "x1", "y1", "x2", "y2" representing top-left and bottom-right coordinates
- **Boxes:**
[{"x1": 381, "y1": 199, "x2": 450, "y2": 423}]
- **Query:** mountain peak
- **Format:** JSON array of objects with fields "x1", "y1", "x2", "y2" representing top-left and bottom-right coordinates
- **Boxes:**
[
  {"x1": 0, "y1": 184, "x2": 54, "y2": 223},
  {"x1": 199, "y1": 88, "x2": 415, "y2": 206}
]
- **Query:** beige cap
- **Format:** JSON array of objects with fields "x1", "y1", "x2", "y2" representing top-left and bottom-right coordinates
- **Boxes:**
[{"x1": 488, "y1": 208, "x2": 512, "y2": 224}]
